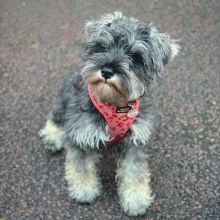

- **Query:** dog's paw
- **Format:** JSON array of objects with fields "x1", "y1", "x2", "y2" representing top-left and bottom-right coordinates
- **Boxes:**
[
  {"x1": 39, "y1": 120, "x2": 64, "y2": 153},
  {"x1": 68, "y1": 183, "x2": 101, "y2": 203},
  {"x1": 119, "y1": 183, "x2": 154, "y2": 216}
]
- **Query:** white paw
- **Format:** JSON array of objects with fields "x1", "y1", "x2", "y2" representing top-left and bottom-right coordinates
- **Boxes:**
[
  {"x1": 39, "y1": 120, "x2": 64, "y2": 153},
  {"x1": 66, "y1": 171, "x2": 101, "y2": 203},
  {"x1": 68, "y1": 183, "x2": 101, "y2": 203},
  {"x1": 119, "y1": 183, "x2": 154, "y2": 216}
]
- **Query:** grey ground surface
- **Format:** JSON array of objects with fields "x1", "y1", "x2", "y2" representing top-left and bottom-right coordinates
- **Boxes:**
[{"x1": 0, "y1": 0, "x2": 219, "y2": 219}]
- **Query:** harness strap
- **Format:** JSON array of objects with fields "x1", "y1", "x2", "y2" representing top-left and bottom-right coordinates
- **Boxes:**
[{"x1": 88, "y1": 85, "x2": 140, "y2": 144}]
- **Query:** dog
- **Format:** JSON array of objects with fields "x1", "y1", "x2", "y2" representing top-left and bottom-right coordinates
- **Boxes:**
[{"x1": 39, "y1": 11, "x2": 179, "y2": 216}]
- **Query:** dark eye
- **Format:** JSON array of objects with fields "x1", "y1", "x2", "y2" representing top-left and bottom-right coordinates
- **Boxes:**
[
  {"x1": 130, "y1": 53, "x2": 144, "y2": 65},
  {"x1": 95, "y1": 43, "x2": 106, "y2": 53}
]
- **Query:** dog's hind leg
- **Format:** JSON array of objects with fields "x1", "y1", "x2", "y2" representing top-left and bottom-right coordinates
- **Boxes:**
[
  {"x1": 65, "y1": 147, "x2": 101, "y2": 203},
  {"x1": 39, "y1": 96, "x2": 66, "y2": 153},
  {"x1": 39, "y1": 120, "x2": 64, "y2": 153}
]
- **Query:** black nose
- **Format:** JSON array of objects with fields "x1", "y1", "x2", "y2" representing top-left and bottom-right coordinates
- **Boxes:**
[{"x1": 101, "y1": 66, "x2": 114, "y2": 79}]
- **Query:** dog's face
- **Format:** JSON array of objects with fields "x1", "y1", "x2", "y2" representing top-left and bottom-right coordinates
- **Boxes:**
[{"x1": 81, "y1": 12, "x2": 179, "y2": 105}]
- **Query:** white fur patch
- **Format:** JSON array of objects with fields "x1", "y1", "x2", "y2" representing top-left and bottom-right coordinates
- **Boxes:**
[
  {"x1": 130, "y1": 118, "x2": 153, "y2": 146},
  {"x1": 170, "y1": 42, "x2": 180, "y2": 59},
  {"x1": 39, "y1": 120, "x2": 64, "y2": 152},
  {"x1": 119, "y1": 180, "x2": 154, "y2": 216},
  {"x1": 71, "y1": 123, "x2": 110, "y2": 149}
]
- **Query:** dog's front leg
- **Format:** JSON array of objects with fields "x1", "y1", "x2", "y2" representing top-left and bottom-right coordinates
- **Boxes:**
[
  {"x1": 116, "y1": 146, "x2": 154, "y2": 216},
  {"x1": 65, "y1": 146, "x2": 101, "y2": 203}
]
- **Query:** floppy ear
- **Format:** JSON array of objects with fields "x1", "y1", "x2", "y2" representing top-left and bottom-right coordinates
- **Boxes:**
[{"x1": 150, "y1": 27, "x2": 180, "y2": 65}]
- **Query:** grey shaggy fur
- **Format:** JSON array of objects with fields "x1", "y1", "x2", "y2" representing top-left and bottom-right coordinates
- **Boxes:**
[{"x1": 40, "y1": 11, "x2": 179, "y2": 216}]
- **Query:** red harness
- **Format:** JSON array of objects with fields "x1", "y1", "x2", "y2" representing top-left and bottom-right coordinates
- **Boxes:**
[{"x1": 88, "y1": 85, "x2": 140, "y2": 144}]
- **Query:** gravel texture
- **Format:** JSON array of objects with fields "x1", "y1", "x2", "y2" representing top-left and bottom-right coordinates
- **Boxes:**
[{"x1": 0, "y1": 0, "x2": 219, "y2": 219}]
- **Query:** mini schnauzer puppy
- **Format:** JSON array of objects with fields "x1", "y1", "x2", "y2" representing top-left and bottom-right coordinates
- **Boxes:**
[{"x1": 39, "y1": 11, "x2": 179, "y2": 216}]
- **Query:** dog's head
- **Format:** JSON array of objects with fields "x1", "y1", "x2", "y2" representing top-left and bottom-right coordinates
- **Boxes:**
[{"x1": 81, "y1": 12, "x2": 179, "y2": 105}]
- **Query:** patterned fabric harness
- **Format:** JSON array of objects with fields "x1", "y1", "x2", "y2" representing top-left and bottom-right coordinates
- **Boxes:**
[{"x1": 88, "y1": 85, "x2": 140, "y2": 144}]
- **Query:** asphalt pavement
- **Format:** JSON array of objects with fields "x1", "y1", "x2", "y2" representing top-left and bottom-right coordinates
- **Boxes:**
[{"x1": 0, "y1": 0, "x2": 219, "y2": 219}]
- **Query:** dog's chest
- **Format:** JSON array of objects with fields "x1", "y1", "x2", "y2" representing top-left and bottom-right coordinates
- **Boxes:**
[{"x1": 88, "y1": 86, "x2": 140, "y2": 144}]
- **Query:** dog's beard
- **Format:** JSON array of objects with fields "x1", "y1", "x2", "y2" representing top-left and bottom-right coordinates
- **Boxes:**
[{"x1": 84, "y1": 71, "x2": 128, "y2": 105}]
